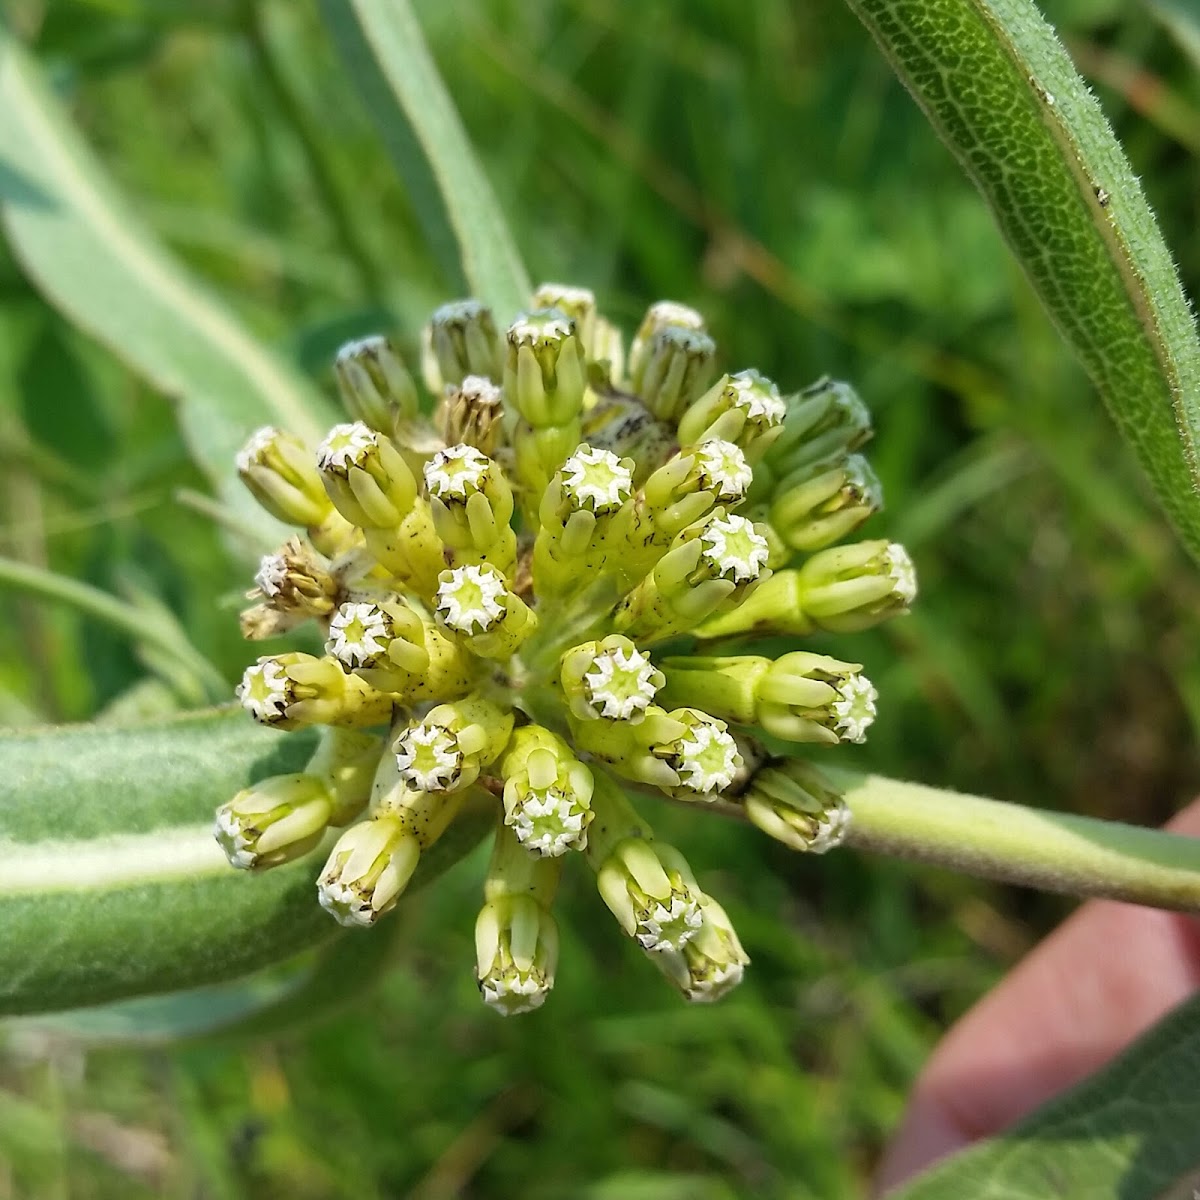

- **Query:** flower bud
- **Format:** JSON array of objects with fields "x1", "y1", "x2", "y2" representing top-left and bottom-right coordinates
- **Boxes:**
[
  {"x1": 572, "y1": 705, "x2": 742, "y2": 799},
  {"x1": 676, "y1": 369, "x2": 787, "y2": 458},
  {"x1": 627, "y1": 439, "x2": 755, "y2": 580},
  {"x1": 559, "y1": 635, "x2": 664, "y2": 723},
  {"x1": 240, "y1": 537, "x2": 339, "y2": 640},
  {"x1": 765, "y1": 377, "x2": 872, "y2": 477},
  {"x1": 437, "y1": 374, "x2": 504, "y2": 455},
  {"x1": 334, "y1": 335, "x2": 419, "y2": 430},
  {"x1": 659, "y1": 652, "x2": 877, "y2": 745},
  {"x1": 740, "y1": 759, "x2": 850, "y2": 853},
  {"x1": 531, "y1": 282, "x2": 596, "y2": 352},
  {"x1": 769, "y1": 454, "x2": 883, "y2": 552},
  {"x1": 614, "y1": 510, "x2": 771, "y2": 643},
  {"x1": 504, "y1": 309, "x2": 588, "y2": 429},
  {"x1": 317, "y1": 814, "x2": 421, "y2": 927},
  {"x1": 796, "y1": 540, "x2": 917, "y2": 631},
  {"x1": 391, "y1": 695, "x2": 514, "y2": 796},
  {"x1": 214, "y1": 773, "x2": 333, "y2": 870},
  {"x1": 475, "y1": 893, "x2": 560, "y2": 1015},
  {"x1": 236, "y1": 426, "x2": 332, "y2": 527},
  {"x1": 315, "y1": 422, "x2": 418, "y2": 529},
  {"x1": 326, "y1": 600, "x2": 476, "y2": 701},
  {"x1": 237, "y1": 652, "x2": 394, "y2": 730},
  {"x1": 476, "y1": 822, "x2": 562, "y2": 1014},
  {"x1": 628, "y1": 299, "x2": 706, "y2": 387},
  {"x1": 499, "y1": 726, "x2": 594, "y2": 856},
  {"x1": 696, "y1": 541, "x2": 916, "y2": 639},
  {"x1": 651, "y1": 893, "x2": 748, "y2": 1002},
  {"x1": 633, "y1": 325, "x2": 717, "y2": 423},
  {"x1": 585, "y1": 781, "x2": 705, "y2": 952},
  {"x1": 533, "y1": 445, "x2": 636, "y2": 596},
  {"x1": 434, "y1": 563, "x2": 537, "y2": 660},
  {"x1": 656, "y1": 708, "x2": 743, "y2": 799},
  {"x1": 424, "y1": 444, "x2": 517, "y2": 573},
  {"x1": 425, "y1": 299, "x2": 504, "y2": 388}
]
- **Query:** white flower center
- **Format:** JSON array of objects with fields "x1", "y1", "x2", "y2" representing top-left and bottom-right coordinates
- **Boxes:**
[
  {"x1": 236, "y1": 426, "x2": 280, "y2": 473},
  {"x1": 254, "y1": 552, "x2": 288, "y2": 597},
  {"x1": 727, "y1": 371, "x2": 786, "y2": 425},
  {"x1": 395, "y1": 724, "x2": 462, "y2": 791},
  {"x1": 328, "y1": 602, "x2": 392, "y2": 669},
  {"x1": 458, "y1": 374, "x2": 502, "y2": 407},
  {"x1": 480, "y1": 969, "x2": 550, "y2": 1015},
  {"x1": 533, "y1": 283, "x2": 595, "y2": 311},
  {"x1": 237, "y1": 660, "x2": 291, "y2": 723},
  {"x1": 316, "y1": 421, "x2": 378, "y2": 471},
  {"x1": 436, "y1": 565, "x2": 507, "y2": 633},
  {"x1": 511, "y1": 791, "x2": 587, "y2": 857},
  {"x1": 583, "y1": 646, "x2": 659, "y2": 719},
  {"x1": 213, "y1": 809, "x2": 257, "y2": 870},
  {"x1": 674, "y1": 722, "x2": 740, "y2": 794},
  {"x1": 635, "y1": 893, "x2": 703, "y2": 952},
  {"x1": 885, "y1": 545, "x2": 918, "y2": 602},
  {"x1": 694, "y1": 439, "x2": 752, "y2": 501},
  {"x1": 424, "y1": 443, "x2": 491, "y2": 499},
  {"x1": 433, "y1": 298, "x2": 487, "y2": 326},
  {"x1": 844, "y1": 457, "x2": 883, "y2": 510},
  {"x1": 317, "y1": 877, "x2": 376, "y2": 926},
  {"x1": 508, "y1": 313, "x2": 574, "y2": 344},
  {"x1": 561, "y1": 446, "x2": 632, "y2": 513},
  {"x1": 686, "y1": 960, "x2": 745, "y2": 1002},
  {"x1": 807, "y1": 804, "x2": 852, "y2": 854},
  {"x1": 336, "y1": 334, "x2": 387, "y2": 363},
  {"x1": 643, "y1": 301, "x2": 705, "y2": 333},
  {"x1": 832, "y1": 674, "x2": 877, "y2": 744},
  {"x1": 699, "y1": 514, "x2": 769, "y2": 582}
]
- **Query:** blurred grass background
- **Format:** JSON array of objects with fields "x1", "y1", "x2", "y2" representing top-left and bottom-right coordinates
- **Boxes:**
[{"x1": 1, "y1": 0, "x2": 1199, "y2": 1195}]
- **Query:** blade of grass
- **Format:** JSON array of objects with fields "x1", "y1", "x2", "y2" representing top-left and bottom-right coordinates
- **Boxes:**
[
  {"x1": 0, "y1": 555, "x2": 226, "y2": 704},
  {"x1": 320, "y1": 0, "x2": 530, "y2": 315},
  {"x1": 0, "y1": 29, "x2": 334, "y2": 541}
]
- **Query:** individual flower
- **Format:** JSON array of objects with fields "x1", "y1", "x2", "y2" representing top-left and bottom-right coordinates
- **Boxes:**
[{"x1": 221, "y1": 285, "x2": 917, "y2": 1012}]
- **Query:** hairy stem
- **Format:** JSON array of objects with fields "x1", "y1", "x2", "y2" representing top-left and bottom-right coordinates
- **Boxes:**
[{"x1": 830, "y1": 769, "x2": 1200, "y2": 912}]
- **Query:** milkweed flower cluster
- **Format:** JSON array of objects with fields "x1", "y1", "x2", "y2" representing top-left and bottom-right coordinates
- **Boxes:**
[{"x1": 217, "y1": 286, "x2": 916, "y2": 1014}]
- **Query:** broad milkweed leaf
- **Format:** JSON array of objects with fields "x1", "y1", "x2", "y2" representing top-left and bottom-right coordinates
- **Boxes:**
[
  {"x1": 320, "y1": 0, "x2": 531, "y2": 316},
  {"x1": 0, "y1": 29, "x2": 334, "y2": 541},
  {"x1": 0, "y1": 708, "x2": 492, "y2": 1017},
  {"x1": 891, "y1": 993, "x2": 1200, "y2": 1199},
  {"x1": 843, "y1": 0, "x2": 1200, "y2": 560}
]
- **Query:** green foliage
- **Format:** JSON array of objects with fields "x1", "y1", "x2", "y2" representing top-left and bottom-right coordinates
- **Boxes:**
[
  {"x1": 844, "y1": 0, "x2": 1200, "y2": 560},
  {"x1": 0, "y1": 25, "x2": 333, "y2": 542},
  {"x1": 0, "y1": 709, "x2": 331, "y2": 1013},
  {"x1": 1, "y1": 0, "x2": 1199, "y2": 1195},
  {"x1": 892, "y1": 995, "x2": 1200, "y2": 1199},
  {"x1": 0, "y1": 707, "x2": 491, "y2": 1015},
  {"x1": 319, "y1": 0, "x2": 530, "y2": 314}
]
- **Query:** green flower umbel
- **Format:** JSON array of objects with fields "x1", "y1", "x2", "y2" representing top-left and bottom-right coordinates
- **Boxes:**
[{"x1": 219, "y1": 285, "x2": 918, "y2": 1013}]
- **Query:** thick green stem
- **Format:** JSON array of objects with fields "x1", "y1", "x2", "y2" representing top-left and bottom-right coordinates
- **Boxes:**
[{"x1": 828, "y1": 769, "x2": 1200, "y2": 912}]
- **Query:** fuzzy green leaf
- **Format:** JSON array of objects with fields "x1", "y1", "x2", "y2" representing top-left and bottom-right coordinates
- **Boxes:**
[
  {"x1": 321, "y1": 0, "x2": 531, "y2": 316},
  {"x1": 892, "y1": 994, "x2": 1200, "y2": 1199},
  {"x1": 0, "y1": 708, "x2": 491, "y2": 1017},
  {"x1": 843, "y1": 0, "x2": 1200, "y2": 558},
  {"x1": 0, "y1": 29, "x2": 334, "y2": 539}
]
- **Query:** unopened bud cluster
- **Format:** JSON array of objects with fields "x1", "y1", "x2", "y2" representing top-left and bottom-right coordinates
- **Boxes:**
[{"x1": 218, "y1": 287, "x2": 916, "y2": 1014}]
